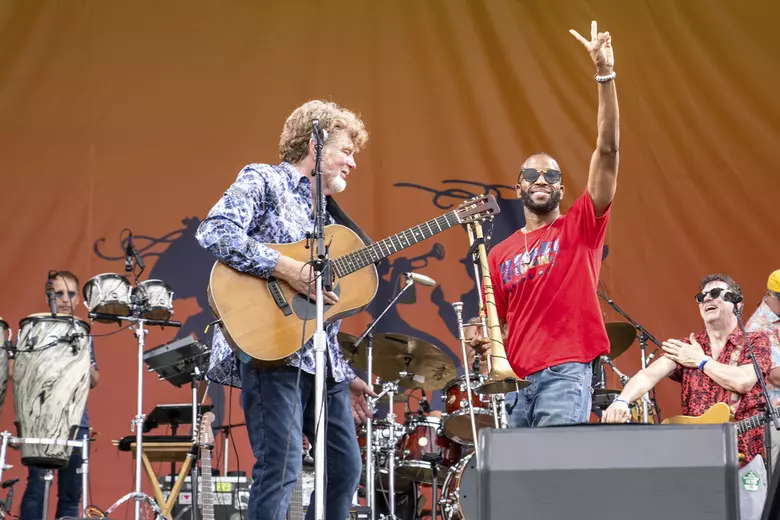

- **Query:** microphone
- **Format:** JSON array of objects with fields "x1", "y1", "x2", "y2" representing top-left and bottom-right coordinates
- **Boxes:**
[
  {"x1": 311, "y1": 120, "x2": 328, "y2": 144},
  {"x1": 419, "y1": 389, "x2": 430, "y2": 414},
  {"x1": 125, "y1": 232, "x2": 145, "y2": 272},
  {"x1": 405, "y1": 272, "x2": 437, "y2": 287},
  {"x1": 1, "y1": 477, "x2": 18, "y2": 489},
  {"x1": 46, "y1": 271, "x2": 58, "y2": 317},
  {"x1": 724, "y1": 291, "x2": 744, "y2": 305},
  {"x1": 472, "y1": 346, "x2": 481, "y2": 374},
  {"x1": 125, "y1": 232, "x2": 133, "y2": 272}
]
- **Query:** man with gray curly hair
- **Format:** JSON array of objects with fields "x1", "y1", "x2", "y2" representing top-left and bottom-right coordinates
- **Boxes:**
[{"x1": 196, "y1": 99, "x2": 376, "y2": 520}]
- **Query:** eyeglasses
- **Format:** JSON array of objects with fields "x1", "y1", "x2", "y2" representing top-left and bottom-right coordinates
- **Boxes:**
[
  {"x1": 695, "y1": 287, "x2": 729, "y2": 303},
  {"x1": 518, "y1": 168, "x2": 562, "y2": 185}
]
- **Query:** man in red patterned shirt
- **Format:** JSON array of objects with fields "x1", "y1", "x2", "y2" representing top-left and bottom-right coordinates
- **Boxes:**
[{"x1": 603, "y1": 274, "x2": 771, "y2": 518}]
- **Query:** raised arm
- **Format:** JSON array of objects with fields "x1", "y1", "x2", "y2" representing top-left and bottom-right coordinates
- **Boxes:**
[{"x1": 570, "y1": 21, "x2": 620, "y2": 216}]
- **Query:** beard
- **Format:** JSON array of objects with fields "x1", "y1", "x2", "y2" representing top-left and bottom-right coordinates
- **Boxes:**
[
  {"x1": 326, "y1": 172, "x2": 347, "y2": 194},
  {"x1": 520, "y1": 187, "x2": 562, "y2": 215}
]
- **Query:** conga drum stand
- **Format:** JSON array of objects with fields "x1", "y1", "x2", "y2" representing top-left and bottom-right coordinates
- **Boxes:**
[
  {"x1": 0, "y1": 432, "x2": 91, "y2": 520},
  {"x1": 91, "y1": 312, "x2": 181, "y2": 520}
]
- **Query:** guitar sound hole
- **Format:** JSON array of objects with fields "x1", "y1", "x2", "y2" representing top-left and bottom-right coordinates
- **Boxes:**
[{"x1": 290, "y1": 284, "x2": 341, "y2": 321}]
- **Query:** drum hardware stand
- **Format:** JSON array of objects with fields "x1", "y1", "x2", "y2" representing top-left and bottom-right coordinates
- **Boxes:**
[
  {"x1": 598, "y1": 291, "x2": 663, "y2": 423},
  {"x1": 91, "y1": 312, "x2": 181, "y2": 520},
  {"x1": 41, "y1": 470, "x2": 54, "y2": 520},
  {"x1": 367, "y1": 380, "x2": 401, "y2": 520},
  {"x1": 348, "y1": 273, "x2": 419, "y2": 520},
  {"x1": 451, "y1": 302, "x2": 481, "y2": 467},
  {"x1": 422, "y1": 452, "x2": 442, "y2": 520}
]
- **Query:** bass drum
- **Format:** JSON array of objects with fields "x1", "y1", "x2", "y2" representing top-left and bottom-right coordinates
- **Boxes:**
[{"x1": 439, "y1": 452, "x2": 477, "y2": 520}]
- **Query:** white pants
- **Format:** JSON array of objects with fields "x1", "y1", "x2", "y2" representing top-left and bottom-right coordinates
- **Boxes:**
[{"x1": 738, "y1": 455, "x2": 767, "y2": 520}]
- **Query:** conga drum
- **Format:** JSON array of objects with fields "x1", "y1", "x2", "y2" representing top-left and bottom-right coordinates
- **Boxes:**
[
  {"x1": 0, "y1": 318, "x2": 10, "y2": 417},
  {"x1": 14, "y1": 313, "x2": 91, "y2": 468}
]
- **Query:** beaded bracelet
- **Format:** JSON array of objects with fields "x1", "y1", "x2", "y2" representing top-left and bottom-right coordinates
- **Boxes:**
[{"x1": 595, "y1": 71, "x2": 616, "y2": 83}]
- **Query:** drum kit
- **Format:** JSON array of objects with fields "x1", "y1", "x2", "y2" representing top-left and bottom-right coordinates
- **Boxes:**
[
  {"x1": 340, "y1": 318, "x2": 664, "y2": 520},
  {"x1": 0, "y1": 268, "x2": 179, "y2": 520},
  {"x1": 339, "y1": 327, "x2": 487, "y2": 520}
]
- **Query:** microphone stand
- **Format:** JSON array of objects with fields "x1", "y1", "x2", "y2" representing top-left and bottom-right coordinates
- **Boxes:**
[
  {"x1": 598, "y1": 290, "x2": 663, "y2": 423},
  {"x1": 732, "y1": 302, "x2": 780, "y2": 480},
  {"x1": 310, "y1": 120, "x2": 330, "y2": 520},
  {"x1": 350, "y1": 276, "x2": 415, "y2": 520}
]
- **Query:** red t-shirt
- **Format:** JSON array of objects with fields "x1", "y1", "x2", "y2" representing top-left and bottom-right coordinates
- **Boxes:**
[
  {"x1": 668, "y1": 328, "x2": 771, "y2": 468},
  {"x1": 487, "y1": 190, "x2": 611, "y2": 378}
]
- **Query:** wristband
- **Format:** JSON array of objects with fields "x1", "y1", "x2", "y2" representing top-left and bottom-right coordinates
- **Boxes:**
[
  {"x1": 613, "y1": 398, "x2": 630, "y2": 407},
  {"x1": 698, "y1": 358, "x2": 710, "y2": 371},
  {"x1": 595, "y1": 71, "x2": 616, "y2": 83}
]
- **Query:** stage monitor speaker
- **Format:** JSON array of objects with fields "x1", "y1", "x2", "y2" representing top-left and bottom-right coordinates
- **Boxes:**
[{"x1": 478, "y1": 423, "x2": 740, "y2": 520}]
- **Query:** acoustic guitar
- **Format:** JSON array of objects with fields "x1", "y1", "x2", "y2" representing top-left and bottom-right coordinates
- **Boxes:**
[
  {"x1": 207, "y1": 195, "x2": 500, "y2": 361},
  {"x1": 662, "y1": 401, "x2": 768, "y2": 435}
]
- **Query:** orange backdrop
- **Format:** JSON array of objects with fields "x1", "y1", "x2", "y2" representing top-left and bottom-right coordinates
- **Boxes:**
[{"x1": 0, "y1": 0, "x2": 779, "y2": 514}]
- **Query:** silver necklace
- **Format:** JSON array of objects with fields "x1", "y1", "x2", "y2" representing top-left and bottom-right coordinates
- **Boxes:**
[{"x1": 521, "y1": 215, "x2": 560, "y2": 266}]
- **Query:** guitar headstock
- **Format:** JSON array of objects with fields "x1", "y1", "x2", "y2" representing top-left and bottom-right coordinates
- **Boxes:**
[
  {"x1": 456, "y1": 194, "x2": 501, "y2": 223},
  {"x1": 198, "y1": 411, "x2": 216, "y2": 447}
]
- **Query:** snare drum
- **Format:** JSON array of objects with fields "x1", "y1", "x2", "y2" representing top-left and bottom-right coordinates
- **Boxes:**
[
  {"x1": 83, "y1": 273, "x2": 132, "y2": 322},
  {"x1": 133, "y1": 279, "x2": 174, "y2": 321},
  {"x1": 0, "y1": 318, "x2": 10, "y2": 417},
  {"x1": 357, "y1": 419, "x2": 412, "y2": 492},
  {"x1": 440, "y1": 452, "x2": 477, "y2": 520},
  {"x1": 397, "y1": 415, "x2": 461, "y2": 483},
  {"x1": 14, "y1": 314, "x2": 91, "y2": 468},
  {"x1": 441, "y1": 375, "x2": 495, "y2": 444}
]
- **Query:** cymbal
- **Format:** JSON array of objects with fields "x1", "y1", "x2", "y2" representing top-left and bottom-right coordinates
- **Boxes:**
[
  {"x1": 338, "y1": 332, "x2": 457, "y2": 391},
  {"x1": 605, "y1": 322, "x2": 636, "y2": 359}
]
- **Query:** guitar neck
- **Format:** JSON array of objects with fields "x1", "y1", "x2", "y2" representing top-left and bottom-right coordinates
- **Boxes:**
[
  {"x1": 200, "y1": 447, "x2": 215, "y2": 520},
  {"x1": 736, "y1": 413, "x2": 767, "y2": 435},
  {"x1": 333, "y1": 210, "x2": 462, "y2": 277}
]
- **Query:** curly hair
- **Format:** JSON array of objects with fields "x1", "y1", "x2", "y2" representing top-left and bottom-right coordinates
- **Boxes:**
[
  {"x1": 699, "y1": 273, "x2": 743, "y2": 303},
  {"x1": 279, "y1": 100, "x2": 369, "y2": 164}
]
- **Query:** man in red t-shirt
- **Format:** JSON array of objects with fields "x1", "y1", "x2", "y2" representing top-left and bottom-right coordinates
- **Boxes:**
[
  {"x1": 602, "y1": 274, "x2": 771, "y2": 519},
  {"x1": 473, "y1": 21, "x2": 619, "y2": 427}
]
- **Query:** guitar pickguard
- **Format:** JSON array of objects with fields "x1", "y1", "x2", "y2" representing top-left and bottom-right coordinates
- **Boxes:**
[{"x1": 290, "y1": 283, "x2": 342, "y2": 321}]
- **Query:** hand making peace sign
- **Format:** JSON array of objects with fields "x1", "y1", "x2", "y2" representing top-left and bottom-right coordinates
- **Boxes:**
[{"x1": 570, "y1": 20, "x2": 615, "y2": 76}]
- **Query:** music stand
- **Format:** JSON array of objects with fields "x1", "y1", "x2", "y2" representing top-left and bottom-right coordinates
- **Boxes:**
[{"x1": 143, "y1": 336, "x2": 211, "y2": 388}]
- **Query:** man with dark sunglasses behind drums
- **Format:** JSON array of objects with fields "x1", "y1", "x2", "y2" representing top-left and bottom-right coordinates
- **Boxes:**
[
  {"x1": 17, "y1": 271, "x2": 99, "y2": 520},
  {"x1": 602, "y1": 274, "x2": 771, "y2": 519},
  {"x1": 472, "y1": 20, "x2": 619, "y2": 427}
]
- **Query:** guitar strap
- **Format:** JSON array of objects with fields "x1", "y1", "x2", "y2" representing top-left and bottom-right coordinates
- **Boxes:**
[{"x1": 326, "y1": 196, "x2": 377, "y2": 252}]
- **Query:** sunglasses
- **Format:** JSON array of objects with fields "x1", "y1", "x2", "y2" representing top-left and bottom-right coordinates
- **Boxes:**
[
  {"x1": 518, "y1": 168, "x2": 562, "y2": 185},
  {"x1": 695, "y1": 287, "x2": 730, "y2": 303}
]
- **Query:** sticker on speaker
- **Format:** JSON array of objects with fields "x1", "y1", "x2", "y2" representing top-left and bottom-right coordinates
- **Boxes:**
[{"x1": 742, "y1": 470, "x2": 760, "y2": 492}]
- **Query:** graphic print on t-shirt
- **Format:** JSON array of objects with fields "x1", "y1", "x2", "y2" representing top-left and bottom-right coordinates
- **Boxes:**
[{"x1": 499, "y1": 238, "x2": 560, "y2": 291}]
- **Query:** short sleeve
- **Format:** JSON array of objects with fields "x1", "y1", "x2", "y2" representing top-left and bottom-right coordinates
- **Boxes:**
[{"x1": 565, "y1": 190, "x2": 611, "y2": 249}]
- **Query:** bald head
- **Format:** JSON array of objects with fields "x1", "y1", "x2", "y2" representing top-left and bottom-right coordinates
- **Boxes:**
[{"x1": 521, "y1": 153, "x2": 560, "y2": 171}]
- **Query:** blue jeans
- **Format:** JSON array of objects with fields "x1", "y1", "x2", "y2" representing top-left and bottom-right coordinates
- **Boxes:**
[
  {"x1": 239, "y1": 362, "x2": 361, "y2": 520},
  {"x1": 20, "y1": 426, "x2": 89, "y2": 520},
  {"x1": 506, "y1": 361, "x2": 593, "y2": 427}
]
